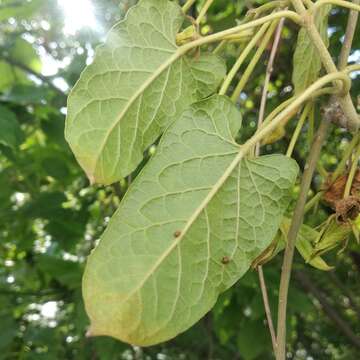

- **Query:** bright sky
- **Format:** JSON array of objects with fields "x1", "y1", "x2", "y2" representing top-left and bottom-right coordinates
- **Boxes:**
[{"x1": 57, "y1": 0, "x2": 98, "y2": 35}]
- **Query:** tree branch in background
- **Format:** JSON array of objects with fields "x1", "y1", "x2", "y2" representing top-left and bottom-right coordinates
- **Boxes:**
[
  {"x1": 276, "y1": 117, "x2": 331, "y2": 360},
  {"x1": 1, "y1": 55, "x2": 67, "y2": 97},
  {"x1": 328, "y1": 271, "x2": 360, "y2": 320},
  {"x1": 294, "y1": 270, "x2": 360, "y2": 350}
]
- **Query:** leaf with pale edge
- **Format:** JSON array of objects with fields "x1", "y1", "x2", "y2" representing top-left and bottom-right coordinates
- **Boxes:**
[
  {"x1": 292, "y1": 5, "x2": 331, "y2": 94},
  {"x1": 65, "y1": 0, "x2": 225, "y2": 185},
  {"x1": 83, "y1": 96, "x2": 298, "y2": 346}
]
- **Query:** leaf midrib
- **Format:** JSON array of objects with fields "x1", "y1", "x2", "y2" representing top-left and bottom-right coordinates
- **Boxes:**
[
  {"x1": 91, "y1": 48, "x2": 185, "y2": 179},
  {"x1": 116, "y1": 148, "x2": 244, "y2": 308}
]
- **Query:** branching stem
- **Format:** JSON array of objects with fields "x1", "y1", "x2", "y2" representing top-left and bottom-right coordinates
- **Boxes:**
[
  {"x1": 312, "y1": 0, "x2": 360, "y2": 12},
  {"x1": 231, "y1": 20, "x2": 279, "y2": 102},
  {"x1": 219, "y1": 22, "x2": 270, "y2": 95}
]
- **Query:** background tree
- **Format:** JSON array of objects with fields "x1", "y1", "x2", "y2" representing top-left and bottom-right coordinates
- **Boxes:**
[{"x1": 0, "y1": 0, "x2": 359, "y2": 359}]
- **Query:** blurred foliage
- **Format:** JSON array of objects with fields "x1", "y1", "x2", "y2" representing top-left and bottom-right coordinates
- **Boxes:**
[{"x1": 0, "y1": 0, "x2": 359, "y2": 359}]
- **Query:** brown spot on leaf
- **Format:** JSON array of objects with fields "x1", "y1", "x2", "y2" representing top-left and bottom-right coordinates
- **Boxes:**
[
  {"x1": 221, "y1": 256, "x2": 230, "y2": 264},
  {"x1": 173, "y1": 230, "x2": 181, "y2": 238}
]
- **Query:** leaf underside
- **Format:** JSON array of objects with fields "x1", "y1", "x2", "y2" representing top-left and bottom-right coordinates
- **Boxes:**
[
  {"x1": 65, "y1": 0, "x2": 225, "y2": 185},
  {"x1": 292, "y1": 5, "x2": 331, "y2": 94},
  {"x1": 83, "y1": 96, "x2": 298, "y2": 346}
]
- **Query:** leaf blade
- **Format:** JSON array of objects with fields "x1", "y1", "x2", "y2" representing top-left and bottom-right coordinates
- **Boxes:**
[
  {"x1": 65, "y1": 0, "x2": 225, "y2": 185},
  {"x1": 83, "y1": 95, "x2": 298, "y2": 345},
  {"x1": 292, "y1": 5, "x2": 331, "y2": 94}
]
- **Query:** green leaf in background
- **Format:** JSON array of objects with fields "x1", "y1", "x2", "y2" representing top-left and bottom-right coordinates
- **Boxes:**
[
  {"x1": 65, "y1": 0, "x2": 225, "y2": 185},
  {"x1": 292, "y1": 5, "x2": 331, "y2": 93},
  {"x1": 253, "y1": 218, "x2": 333, "y2": 271},
  {"x1": 0, "y1": 105, "x2": 23, "y2": 149},
  {"x1": 0, "y1": 0, "x2": 44, "y2": 22},
  {"x1": 37, "y1": 255, "x2": 82, "y2": 289},
  {"x1": 83, "y1": 95, "x2": 298, "y2": 346},
  {"x1": 9, "y1": 38, "x2": 42, "y2": 73}
]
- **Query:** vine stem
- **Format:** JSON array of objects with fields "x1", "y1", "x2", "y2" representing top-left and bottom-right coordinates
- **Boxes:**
[
  {"x1": 253, "y1": 15, "x2": 286, "y2": 355},
  {"x1": 182, "y1": 0, "x2": 196, "y2": 13},
  {"x1": 290, "y1": 0, "x2": 360, "y2": 130},
  {"x1": 231, "y1": 20, "x2": 279, "y2": 102},
  {"x1": 343, "y1": 144, "x2": 360, "y2": 197},
  {"x1": 338, "y1": 0, "x2": 360, "y2": 70},
  {"x1": 312, "y1": 0, "x2": 360, "y2": 12},
  {"x1": 276, "y1": 114, "x2": 330, "y2": 360},
  {"x1": 255, "y1": 16, "x2": 286, "y2": 155},
  {"x1": 195, "y1": 0, "x2": 214, "y2": 25},
  {"x1": 258, "y1": 266, "x2": 277, "y2": 351},
  {"x1": 219, "y1": 21, "x2": 270, "y2": 95},
  {"x1": 286, "y1": 103, "x2": 311, "y2": 157}
]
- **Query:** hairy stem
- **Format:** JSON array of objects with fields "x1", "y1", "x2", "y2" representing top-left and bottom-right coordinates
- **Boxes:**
[
  {"x1": 195, "y1": 0, "x2": 214, "y2": 25},
  {"x1": 231, "y1": 20, "x2": 279, "y2": 102},
  {"x1": 255, "y1": 16, "x2": 286, "y2": 155},
  {"x1": 219, "y1": 22, "x2": 270, "y2": 95},
  {"x1": 291, "y1": 0, "x2": 360, "y2": 130},
  {"x1": 312, "y1": 0, "x2": 360, "y2": 12},
  {"x1": 258, "y1": 266, "x2": 277, "y2": 351},
  {"x1": 252, "y1": 16, "x2": 286, "y2": 354},
  {"x1": 182, "y1": 0, "x2": 196, "y2": 13},
  {"x1": 338, "y1": 0, "x2": 360, "y2": 70},
  {"x1": 276, "y1": 112, "x2": 330, "y2": 360},
  {"x1": 286, "y1": 103, "x2": 312, "y2": 157}
]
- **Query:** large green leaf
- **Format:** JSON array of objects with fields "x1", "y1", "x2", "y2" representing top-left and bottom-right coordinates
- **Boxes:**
[
  {"x1": 83, "y1": 96, "x2": 298, "y2": 346},
  {"x1": 65, "y1": 0, "x2": 225, "y2": 185},
  {"x1": 292, "y1": 5, "x2": 331, "y2": 93},
  {"x1": 0, "y1": 105, "x2": 23, "y2": 149}
]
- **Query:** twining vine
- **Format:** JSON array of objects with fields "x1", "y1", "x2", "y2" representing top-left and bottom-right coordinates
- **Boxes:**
[{"x1": 65, "y1": 1, "x2": 360, "y2": 359}]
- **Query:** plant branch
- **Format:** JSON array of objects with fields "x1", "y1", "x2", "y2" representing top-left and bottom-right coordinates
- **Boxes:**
[
  {"x1": 291, "y1": 0, "x2": 360, "y2": 130},
  {"x1": 219, "y1": 22, "x2": 270, "y2": 95},
  {"x1": 328, "y1": 271, "x2": 360, "y2": 319},
  {"x1": 252, "y1": 17, "x2": 286, "y2": 354},
  {"x1": 312, "y1": 0, "x2": 360, "y2": 12},
  {"x1": 338, "y1": 0, "x2": 360, "y2": 70},
  {"x1": 231, "y1": 20, "x2": 279, "y2": 102},
  {"x1": 182, "y1": 0, "x2": 196, "y2": 13},
  {"x1": 286, "y1": 103, "x2": 312, "y2": 157},
  {"x1": 276, "y1": 114, "x2": 331, "y2": 360},
  {"x1": 294, "y1": 270, "x2": 360, "y2": 350},
  {"x1": 255, "y1": 16, "x2": 286, "y2": 155},
  {"x1": 1, "y1": 55, "x2": 66, "y2": 97},
  {"x1": 258, "y1": 266, "x2": 277, "y2": 352},
  {"x1": 195, "y1": 0, "x2": 214, "y2": 25}
]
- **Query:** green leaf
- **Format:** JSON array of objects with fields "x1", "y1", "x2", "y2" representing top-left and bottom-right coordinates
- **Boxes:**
[
  {"x1": 292, "y1": 5, "x2": 331, "y2": 94},
  {"x1": 282, "y1": 218, "x2": 333, "y2": 271},
  {"x1": 37, "y1": 255, "x2": 82, "y2": 289},
  {"x1": 0, "y1": 105, "x2": 23, "y2": 149},
  {"x1": 9, "y1": 38, "x2": 42, "y2": 73},
  {"x1": 83, "y1": 95, "x2": 298, "y2": 346},
  {"x1": 65, "y1": 0, "x2": 225, "y2": 185},
  {"x1": 0, "y1": 0, "x2": 44, "y2": 22}
]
